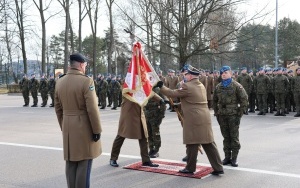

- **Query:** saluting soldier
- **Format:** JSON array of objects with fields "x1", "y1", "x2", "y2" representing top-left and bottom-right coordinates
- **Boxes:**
[
  {"x1": 19, "y1": 74, "x2": 30, "y2": 107},
  {"x1": 48, "y1": 74, "x2": 56, "y2": 107},
  {"x1": 39, "y1": 74, "x2": 48, "y2": 107},
  {"x1": 29, "y1": 73, "x2": 39, "y2": 107},
  {"x1": 54, "y1": 53, "x2": 102, "y2": 187},
  {"x1": 213, "y1": 66, "x2": 248, "y2": 167}
]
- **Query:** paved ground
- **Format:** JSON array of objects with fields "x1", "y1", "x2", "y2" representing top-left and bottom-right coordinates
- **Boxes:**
[{"x1": 0, "y1": 94, "x2": 300, "y2": 188}]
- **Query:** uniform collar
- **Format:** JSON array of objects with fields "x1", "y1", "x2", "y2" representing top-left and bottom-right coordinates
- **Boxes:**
[{"x1": 67, "y1": 68, "x2": 84, "y2": 75}]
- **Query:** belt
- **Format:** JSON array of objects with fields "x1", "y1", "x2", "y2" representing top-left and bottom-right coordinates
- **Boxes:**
[{"x1": 63, "y1": 110, "x2": 88, "y2": 116}]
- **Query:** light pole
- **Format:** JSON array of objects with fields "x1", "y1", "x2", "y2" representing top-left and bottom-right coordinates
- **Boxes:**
[{"x1": 275, "y1": 0, "x2": 278, "y2": 68}]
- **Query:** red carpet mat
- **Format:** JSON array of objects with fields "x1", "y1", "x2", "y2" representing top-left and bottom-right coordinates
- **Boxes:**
[{"x1": 123, "y1": 160, "x2": 213, "y2": 179}]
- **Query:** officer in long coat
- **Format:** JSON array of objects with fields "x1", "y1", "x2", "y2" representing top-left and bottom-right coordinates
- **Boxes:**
[
  {"x1": 109, "y1": 95, "x2": 163, "y2": 167},
  {"x1": 157, "y1": 65, "x2": 224, "y2": 175},
  {"x1": 54, "y1": 53, "x2": 102, "y2": 188}
]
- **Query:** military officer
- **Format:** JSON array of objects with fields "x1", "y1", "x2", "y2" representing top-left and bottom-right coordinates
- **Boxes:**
[
  {"x1": 48, "y1": 74, "x2": 56, "y2": 107},
  {"x1": 213, "y1": 66, "x2": 248, "y2": 167},
  {"x1": 237, "y1": 67, "x2": 253, "y2": 114},
  {"x1": 273, "y1": 67, "x2": 289, "y2": 116},
  {"x1": 54, "y1": 53, "x2": 102, "y2": 188},
  {"x1": 157, "y1": 65, "x2": 224, "y2": 175},
  {"x1": 19, "y1": 74, "x2": 30, "y2": 107},
  {"x1": 29, "y1": 73, "x2": 39, "y2": 107}
]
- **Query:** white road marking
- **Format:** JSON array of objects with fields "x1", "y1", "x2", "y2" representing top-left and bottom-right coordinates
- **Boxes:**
[{"x1": 1, "y1": 141, "x2": 300, "y2": 179}]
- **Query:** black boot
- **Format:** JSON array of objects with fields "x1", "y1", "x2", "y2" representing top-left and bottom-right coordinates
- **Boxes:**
[
  {"x1": 257, "y1": 111, "x2": 263, "y2": 115},
  {"x1": 274, "y1": 111, "x2": 280, "y2": 116},
  {"x1": 182, "y1": 155, "x2": 188, "y2": 162},
  {"x1": 294, "y1": 112, "x2": 300, "y2": 117},
  {"x1": 280, "y1": 110, "x2": 286, "y2": 116},
  {"x1": 150, "y1": 151, "x2": 159, "y2": 158},
  {"x1": 231, "y1": 157, "x2": 238, "y2": 167},
  {"x1": 100, "y1": 106, "x2": 105, "y2": 109},
  {"x1": 222, "y1": 157, "x2": 232, "y2": 165}
]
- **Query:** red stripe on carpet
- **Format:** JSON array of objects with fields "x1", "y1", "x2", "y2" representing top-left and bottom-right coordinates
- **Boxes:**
[{"x1": 123, "y1": 160, "x2": 213, "y2": 179}]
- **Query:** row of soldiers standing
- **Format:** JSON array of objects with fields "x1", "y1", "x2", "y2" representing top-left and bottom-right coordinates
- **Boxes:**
[{"x1": 19, "y1": 73, "x2": 56, "y2": 107}]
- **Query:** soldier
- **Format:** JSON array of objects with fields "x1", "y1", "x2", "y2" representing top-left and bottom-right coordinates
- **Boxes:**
[
  {"x1": 110, "y1": 75, "x2": 121, "y2": 110},
  {"x1": 144, "y1": 87, "x2": 166, "y2": 158},
  {"x1": 213, "y1": 70, "x2": 221, "y2": 90},
  {"x1": 29, "y1": 73, "x2": 39, "y2": 107},
  {"x1": 39, "y1": 74, "x2": 48, "y2": 107},
  {"x1": 291, "y1": 68, "x2": 300, "y2": 117},
  {"x1": 206, "y1": 71, "x2": 214, "y2": 109},
  {"x1": 117, "y1": 75, "x2": 123, "y2": 107},
  {"x1": 213, "y1": 66, "x2": 248, "y2": 167},
  {"x1": 19, "y1": 74, "x2": 30, "y2": 107},
  {"x1": 157, "y1": 65, "x2": 224, "y2": 175},
  {"x1": 54, "y1": 53, "x2": 102, "y2": 187},
  {"x1": 48, "y1": 74, "x2": 56, "y2": 107},
  {"x1": 106, "y1": 74, "x2": 112, "y2": 107},
  {"x1": 273, "y1": 67, "x2": 289, "y2": 116},
  {"x1": 98, "y1": 75, "x2": 108, "y2": 109},
  {"x1": 288, "y1": 70, "x2": 295, "y2": 112},
  {"x1": 266, "y1": 68, "x2": 276, "y2": 113},
  {"x1": 284, "y1": 69, "x2": 293, "y2": 113},
  {"x1": 158, "y1": 70, "x2": 166, "y2": 84},
  {"x1": 253, "y1": 68, "x2": 271, "y2": 115},
  {"x1": 165, "y1": 69, "x2": 179, "y2": 112},
  {"x1": 96, "y1": 74, "x2": 102, "y2": 106},
  {"x1": 237, "y1": 67, "x2": 253, "y2": 114},
  {"x1": 248, "y1": 70, "x2": 256, "y2": 112}
]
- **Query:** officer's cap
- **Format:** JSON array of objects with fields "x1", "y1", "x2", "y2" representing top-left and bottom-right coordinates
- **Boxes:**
[
  {"x1": 220, "y1": 66, "x2": 231, "y2": 75},
  {"x1": 258, "y1": 67, "x2": 264, "y2": 71},
  {"x1": 277, "y1": 67, "x2": 283, "y2": 71},
  {"x1": 187, "y1": 66, "x2": 200, "y2": 76},
  {"x1": 241, "y1": 67, "x2": 247, "y2": 70},
  {"x1": 70, "y1": 53, "x2": 88, "y2": 63}
]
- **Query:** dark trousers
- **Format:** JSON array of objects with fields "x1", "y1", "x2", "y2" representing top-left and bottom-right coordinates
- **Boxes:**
[
  {"x1": 185, "y1": 142, "x2": 223, "y2": 172},
  {"x1": 66, "y1": 159, "x2": 93, "y2": 188},
  {"x1": 110, "y1": 135, "x2": 150, "y2": 163}
]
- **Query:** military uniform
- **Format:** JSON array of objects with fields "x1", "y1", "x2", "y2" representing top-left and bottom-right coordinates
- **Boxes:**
[
  {"x1": 110, "y1": 78, "x2": 121, "y2": 110},
  {"x1": 286, "y1": 74, "x2": 293, "y2": 113},
  {"x1": 29, "y1": 75, "x2": 39, "y2": 107},
  {"x1": 55, "y1": 53, "x2": 102, "y2": 188},
  {"x1": 106, "y1": 76, "x2": 112, "y2": 107},
  {"x1": 206, "y1": 74, "x2": 214, "y2": 109},
  {"x1": 236, "y1": 70, "x2": 253, "y2": 114},
  {"x1": 160, "y1": 66, "x2": 223, "y2": 175},
  {"x1": 19, "y1": 75, "x2": 30, "y2": 106},
  {"x1": 165, "y1": 71, "x2": 179, "y2": 111},
  {"x1": 144, "y1": 87, "x2": 166, "y2": 158},
  {"x1": 48, "y1": 76, "x2": 56, "y2": 107},
  {"x1": 253, "y1": 71, "x2": 271, "y2": 115},
  {"x1": 98, "y1": 76, "x2": 108, "y2": 109},
  {"x1": 273, "y1": 70, "x2": 289, "y2": 116},
  {"x1": 39, "y1": 76, "x2": 48, "y2": 107},
  {"x1": 291, "y1": 69, "x2": 300, "y2": 117},
  {"x1": 248, "y1": 71, "x2": 256, "y2": 112},
  {"x1": 213, "y1": 66, "x2": 248, "y2": 167}
]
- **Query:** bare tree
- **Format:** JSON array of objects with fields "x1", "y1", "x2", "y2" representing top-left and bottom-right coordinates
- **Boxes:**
[
  {"x1": 84, "y1": 0, "x2": 101, "y2": 77},
  {"x1": 33, "y1": 0, "x2": 61, "y2": 75},
  {"x1": 106, "y1": 0, "x2": 115, "y2": 74},
  {"x1": 77, "y1": 0, "x2": 88, "y2": 52},
  {"x1": 57, "y1": 0, "x2": 71, "y2": 73}
]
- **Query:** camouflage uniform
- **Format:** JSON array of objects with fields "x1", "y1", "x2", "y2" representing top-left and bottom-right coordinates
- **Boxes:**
[
  {"x1": 253, "y1": 74, "x2": 271, "y2": 114},
  {"x1": 236, "y1": 72, "x2": 253, "y2": 114},
  {"x1": 273, "y1": 74, "x2": 289, "y2": 116},
  {"x1": 39, "y1": 77, "x2": 48, "y2": 107},
  {"x1": 98, "y1": 77, "x2": 108, "y2": 109},
  {"x1": 144, "y1": 87, "x2": 166, "y2": 157},
  {"x1": 291, "y1": 72, "x2": 300, "y2": 117},
  {"x1": 48, "y1": 77, "x2": 56, "y2": 107},
  {"x1": 248, "y1": 73, "x2": 256, "y2": 112},
  {"x1": 110, "y1": 78, "x2": 121, "y2": 109},
  {"x1": 267, "y1": 73, "x2": 276, "y2": 112},
  {"x1": 19, "y1": 76, "x2": 30, "y2": 106},
  {"x1": 29, "y1": 76, "x2": 39, "y2": 107},
  {"x1": 106, "y1": 77, "x2": 112, "y2": 107},
  {"x1": 213, "y1": 80, "x2": 248, "y2": 163},
  {"x1": 285, "y1": 74, "x2": 293, "y2": 113}
]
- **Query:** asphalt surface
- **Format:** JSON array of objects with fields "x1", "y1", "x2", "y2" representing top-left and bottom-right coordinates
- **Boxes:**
[{"x1": 0, "y1": 94, "x2": 300, "y2": 188}]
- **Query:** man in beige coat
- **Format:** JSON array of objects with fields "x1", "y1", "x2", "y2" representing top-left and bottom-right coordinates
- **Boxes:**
[
  {"x1": 110, "y1": 95, "x2": 163, "y2": 167},
  {"x1": 55, "y1": 53, "x2": 102, "y2": 188},
  {"x1": 156, "y1": 65, "x2": 224, "y2": 175}
]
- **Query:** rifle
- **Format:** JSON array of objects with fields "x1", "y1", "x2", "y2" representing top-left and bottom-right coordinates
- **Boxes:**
[{"x1": 167, "y1": 97, "x2": 203, "y2": 154}]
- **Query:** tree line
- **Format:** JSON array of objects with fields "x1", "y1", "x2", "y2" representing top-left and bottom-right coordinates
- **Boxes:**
[{"x1": 1, "y1": 0, "x2": 300, "y2": 84}]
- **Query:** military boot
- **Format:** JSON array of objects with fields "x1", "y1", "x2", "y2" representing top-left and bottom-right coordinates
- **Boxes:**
[
  {"x1": 182, "y1": 155, "x2": 188, "y2": 162},
  {"x1": 294, "y1": 112, "x2": 300, "y2": 117},
  {"x1": 222, "y1": 157, "x2": 231, "y2": 165},
  {"x1": 150, "y1": 151, "x2": 159, "y2": 158},
  {"x1": 280, "y1": 110, "x2": 286, "y2": 116},
  {"x1": 231, "y1": 157, "x2": 238, "y2": 167},
  {"x1": 257, "y1": 111, "x2": 263, "y2": 115}
]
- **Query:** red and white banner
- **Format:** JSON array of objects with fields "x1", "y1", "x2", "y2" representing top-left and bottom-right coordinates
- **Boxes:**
[{"x1": 123, "y1": 42, "x2": 160, "y2": 107}]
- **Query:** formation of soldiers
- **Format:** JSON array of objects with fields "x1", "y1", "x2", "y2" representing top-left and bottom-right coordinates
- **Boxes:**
[{"x1": 19, "y1": 73, "x2": 56, "y2": 107}]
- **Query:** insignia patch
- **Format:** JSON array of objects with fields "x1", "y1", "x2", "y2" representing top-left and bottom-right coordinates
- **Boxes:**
[{"x1": 89, "y1": 86, "x2": 95, "y2": 91}]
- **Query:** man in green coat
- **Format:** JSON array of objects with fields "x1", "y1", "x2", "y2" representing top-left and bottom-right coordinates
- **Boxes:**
[{"x1": 213, "y1": 66, "x2": 248, "y2": 167}]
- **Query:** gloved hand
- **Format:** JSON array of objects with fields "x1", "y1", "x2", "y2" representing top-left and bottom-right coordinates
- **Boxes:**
[
  {"x1": 92, "y1": 133, "x2": 101, "y2": 142},
  {"x1": 154, "y1": 81, "x2": 164, "y2": 88}
]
